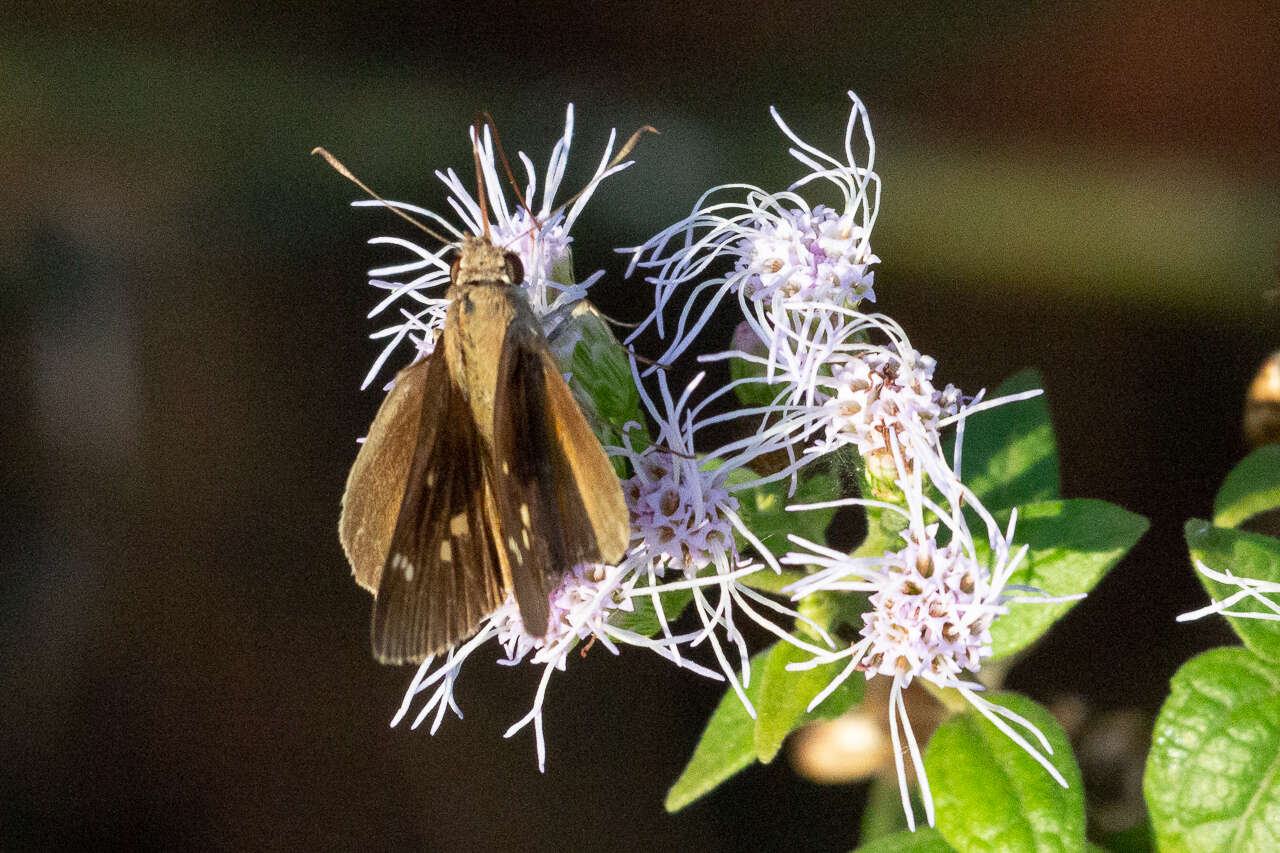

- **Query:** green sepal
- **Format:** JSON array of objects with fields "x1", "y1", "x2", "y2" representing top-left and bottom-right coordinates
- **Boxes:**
[
  {"x1": 548, "y1": 246, "x2": 576, "y2": 290},
  {"x1": 546, "y1": 300, "x2": 644, "y2": 453}
]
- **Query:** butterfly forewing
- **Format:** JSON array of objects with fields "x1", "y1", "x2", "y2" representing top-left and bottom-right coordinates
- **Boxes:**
[
  {"x1": 538, "y1": 346, "x2": 631, "y2": 565},
  {"x1": 371, "y1": 350, "x2": 505, "y2": 663},
  {"x1": 491, "y1": 325, "x2": 631, "y2": 637}
]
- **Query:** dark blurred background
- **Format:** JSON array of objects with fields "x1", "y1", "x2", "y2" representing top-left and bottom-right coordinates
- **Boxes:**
[{"x1": 3, "y1": 2, "x2": 1277, "y2": 850}]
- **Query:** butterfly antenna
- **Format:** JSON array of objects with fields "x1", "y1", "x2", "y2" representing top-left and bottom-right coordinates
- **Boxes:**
[
  {"x1": 470, "y1": 120, "x2": 492, "y2": 241},
  {"x1": 481, "y1": 111, "x2": 540, "y2": 228},
  {"x1": 592, "y1": 307, "x2": 642, "y2": 330},
  {"x1": 550, "y1": 124, "x2": 659, "y2": 218},
  {"x1": 650, "y1": 442, "x2": 696, "y2": 460},
  {"x1": 312, "y1": 147, "x2": 452, "y2": 246},
  {"x1": 625, "y1": 347, "x2": 671, "y2": 371}
]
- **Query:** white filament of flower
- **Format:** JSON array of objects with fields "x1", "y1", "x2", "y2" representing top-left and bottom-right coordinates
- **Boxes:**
[{"x1": 1179, "y1": 560, "x2": 1280, "y2": 622}]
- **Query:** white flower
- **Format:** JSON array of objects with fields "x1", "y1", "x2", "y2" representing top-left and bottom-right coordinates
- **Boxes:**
[
  {"x1": 352, "y1": 105, "x2": 634, "y2": 390},
  {"x1": 390, "y1": 551, "x2": 724, "y2": 772},
  {"x1": 1178, "y1": 560, "x2": 1280, "y2": 622},
  {"x1": 612, "y1": 366, "x2": 836, "y2": 711},
  {"x1": 624, "y1": 449, "x2": 738, "y2": 576},
  {"x1": 620, "y1": 89, "x2": 1078, "y2": 828},
  {"x1": 735, "y1": 204, "x2": 877, "y2": 305},
  {"x1": 851, "y1": 526, "x2": 996, "y2": 681},
  {"x1": 813, "y1": 344, "x2": 962, "y2": 486},
  {"x1": 783, "y1": 410, "x2": 1074, "y2": 830},
  {"x1": 624, "y1": 92, "x2": 881, "y2": 403}
]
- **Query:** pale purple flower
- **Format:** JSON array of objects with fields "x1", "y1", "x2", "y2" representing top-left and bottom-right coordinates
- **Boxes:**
[
  {"x1": 614, "y1": 366, "x2": 835, "y2": 712},
  {"x1": 783, "y1": 411, "x2": 1074, "y2": 830},
  {"x1": 390, "y1": 550, "x2": 723, "y2": 771},
  {"x1": 624, "y1": 92, "x2": 881, "y2": 406}
]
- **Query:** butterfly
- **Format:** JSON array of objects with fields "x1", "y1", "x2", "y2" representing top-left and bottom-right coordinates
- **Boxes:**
[{"x1": 325, "y1": 141, "x2": 633, "y2": 664}]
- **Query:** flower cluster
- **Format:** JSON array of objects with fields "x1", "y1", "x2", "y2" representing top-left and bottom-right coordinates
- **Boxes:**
[
  {"x1": 627, "y1": 91, "x2": 1064, "y2": 829},
  {"x1": 624, "y1": 443, "x2": 737, "y2": 575},
  {"x1": 781, "y1": 454, "x2": 1067, "y2": 827},
  {"x1": 611, "y1": 366, "x2": 834, "y2": 711},
  {"x1": 734, "y1": 204, "x2": 878, "y2": 306},
  {"x1": 817, "y1": 346, "x2": 962, "y2": 485},
  {"x1": 852, "y1": 529, "x2": 995, "y2": 681}
]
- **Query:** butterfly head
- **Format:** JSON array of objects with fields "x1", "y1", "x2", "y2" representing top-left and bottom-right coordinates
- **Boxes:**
[{"x1": 450, "y1": 237, "x2": 525, "y2": 289}]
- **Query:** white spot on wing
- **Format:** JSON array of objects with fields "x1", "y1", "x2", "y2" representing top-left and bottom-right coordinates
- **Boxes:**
[
  {"x1": 450, "y1": 513, "x2": 469, "y2": 536},
  {"x1": 439, "y1": 541, "x2": 452, "y2": 562}
]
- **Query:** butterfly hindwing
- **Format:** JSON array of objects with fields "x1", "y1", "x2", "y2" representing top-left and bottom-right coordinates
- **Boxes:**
[{"x1": 371, "y1": 350, "x2": 504, "y2": 664}]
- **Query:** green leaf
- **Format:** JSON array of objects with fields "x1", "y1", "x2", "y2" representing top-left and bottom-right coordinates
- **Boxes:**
[
  {"x1": 666, "y1": 642, "x2": 861, "y2": 811},
  {"x1": 853, "y1": 827, "x2": 956, "y2": 853},
  {"x1": 1214, "y1": 446, "x2": 1280, "y2": 529},
  {"x1": 958, "y1": 368, "x2": 1060, "y2": 510},
  {"x1": 665, "y1": 650, "x2": 768, "y2": 813},
  {"x1": 753, "y1": 640, "x2": 864, "y2": 763},
  {"x1": 925, "y1": 693, "x2": 1085, "y2": 853},
  {"x1": 1144, "y1": 647, "x2": 1280, "y2": 852},
  {"x1": 1185, "y1": 520, "x2": 1280, "y2": 661},
  {"x1": 1096, "y1": 820, "x2": 1155, "y2": 853},
  {"x1": 609, "y1": 586, "x2": 693, "y2": 637},
  {"x1": 984, "y1": 499, "x2": 1148, "y2": 659}
]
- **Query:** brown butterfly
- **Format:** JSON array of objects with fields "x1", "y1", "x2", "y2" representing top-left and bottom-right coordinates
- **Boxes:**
[{"x1": 323, "y1": 143, "x2": 632, "y2": 665}]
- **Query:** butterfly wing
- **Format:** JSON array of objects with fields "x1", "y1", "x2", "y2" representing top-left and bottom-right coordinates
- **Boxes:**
[
  {"x1": 370, "y1": 350, "x2": 505, "y2": 664},
  {"x1": 339, "y1": 357, "x2": 429, "y2": 593},
  {"x1": 491, "y1": 325, "x2": 631, "y2": 637},
  {"x1": 539, "y1": 347, "x2": 631, "y2": 566}
]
